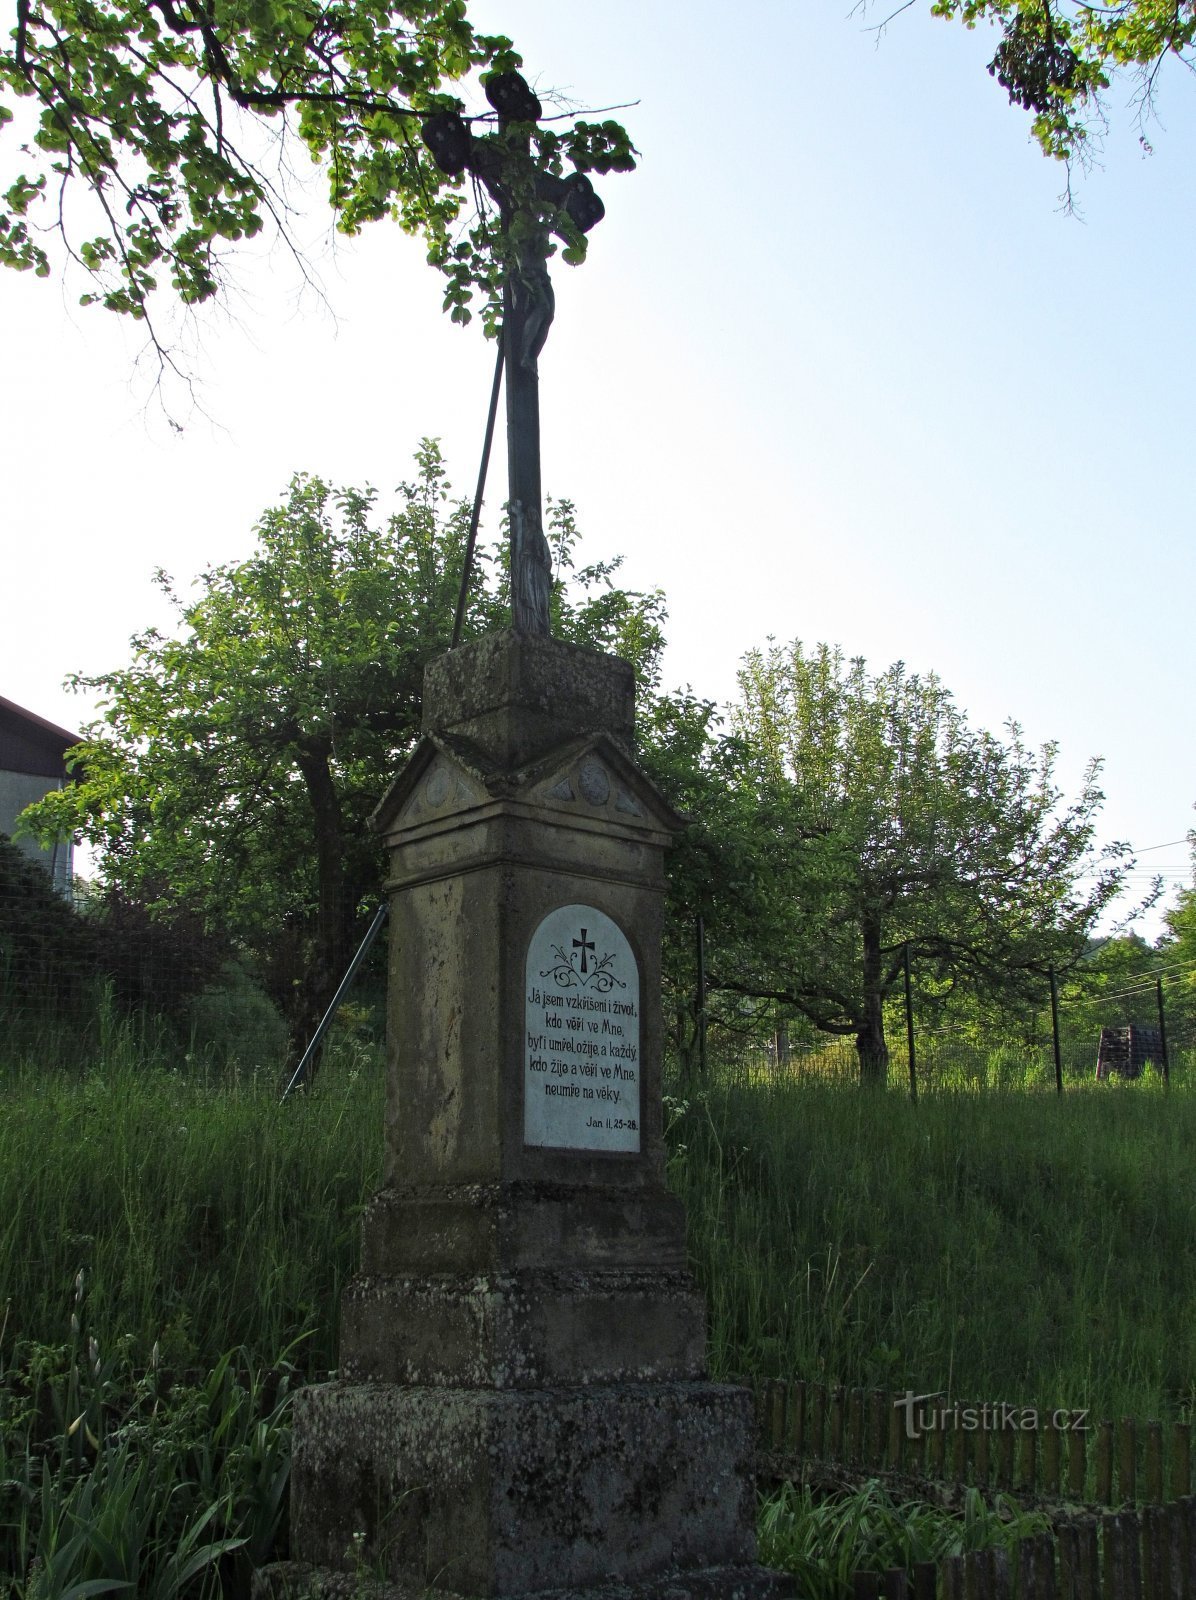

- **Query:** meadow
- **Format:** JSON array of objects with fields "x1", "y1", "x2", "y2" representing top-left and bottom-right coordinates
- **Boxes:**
[
  {"x1": 672, "y1": 1058, "x2": 1196, "y2": 1419},
  {"x1": 2, "y1": 1016, "x2": 1194, "y2": 1596}
]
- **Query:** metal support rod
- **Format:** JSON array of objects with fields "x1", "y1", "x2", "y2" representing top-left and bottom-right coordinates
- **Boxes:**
[
  {"x1": 903, "y1": 943, "x2": 917, "y2": 1104},
  {"x1": 451, "y1": 339, "x2": 506, "y2": 650},
  {"x1": 1157, "y1": 976, "x2": 1170, "y2": 1085},
  {"x1": 281, "y1": 901, "x2": 390, "y2": 1101},
  {"x1": 695, "y1": 914, "x2": 708, "y2": 1078},
  {"x1": 1049, "y1": 966, "x2": 1064, "y2": 1096}
]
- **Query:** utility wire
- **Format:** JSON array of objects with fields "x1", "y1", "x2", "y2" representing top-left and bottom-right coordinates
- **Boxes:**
[
  {"x1": 1053, "y1": 960, "x2": 1196, "y2": 1011},
  {"x1": 887, "y1": 954, "x2": 1196, "y2": 1036}
]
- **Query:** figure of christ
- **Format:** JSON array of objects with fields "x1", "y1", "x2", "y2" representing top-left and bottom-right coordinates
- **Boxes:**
[{"x1": 421, "y1": 72, "x2": 605, "y2": 636}]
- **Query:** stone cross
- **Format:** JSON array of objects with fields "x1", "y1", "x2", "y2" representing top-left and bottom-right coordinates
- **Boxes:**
[
  {"x1": 421, "y1": 72, "x2": 606, "y2": 636},
  {"x1": 256, "y1": 73, "x2": 792, "y2": 1600}
]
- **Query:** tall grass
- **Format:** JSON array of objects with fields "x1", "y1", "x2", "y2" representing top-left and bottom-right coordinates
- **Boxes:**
[
  {"x1": 0, "y1": 1019, "x2": 372, "y2": 1598},
  {"x1": 668, "y1": 1070, "x2": 1196, "y2": 1420},
  {"x1": 5, "y1": 1024, "x2": 1196, "y2": 1595},
  {"x1": 0, "y1": 1014, "x2": 382, "y2": 1375},
  {"x1": 6, "y1": 1024, "x2": 1196, "y2": 1421},
  {"x1": 711, "y1": 1032, "x2": 1195, "y2": 1095}
]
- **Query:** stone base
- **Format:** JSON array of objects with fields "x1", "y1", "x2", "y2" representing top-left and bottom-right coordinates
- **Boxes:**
[
  {"x1": 254, "y1": 1559, "x2": 795, "y2": 1600},
  {"x1": 340, "y1": 1269, "x2": 707, "y2": 1388},
  {"x1": 358, "y1": 1186, "x2": 692, "y2": 1277},
  {"x1": 282, "y1": 1381, "x2": 779, "y2": 1598}
]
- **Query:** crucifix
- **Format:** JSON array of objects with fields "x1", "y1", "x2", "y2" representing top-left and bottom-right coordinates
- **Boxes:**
[{"x1": 422, "y1": 72, "x2": 606, "y2": 637}]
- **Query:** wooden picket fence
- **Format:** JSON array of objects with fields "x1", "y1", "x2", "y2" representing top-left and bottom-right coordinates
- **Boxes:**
[
  {"x1": 847, "y1": 1503, "x2": 1196, "y2": 1600},
  {"x1": 751, "y1": 1379, "x2": 1195, "y2": 1506}
]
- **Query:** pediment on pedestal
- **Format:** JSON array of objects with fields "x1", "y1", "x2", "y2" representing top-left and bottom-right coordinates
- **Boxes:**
[
  {"x1": 517, "y1": 733, "x2": 685, "y2": 836},
  {"x1": 370, "y1": 730, "x2": 685, "y2": 839},
  {"x1": 369, "y1": 736, "x2": 491, "y2": 836}
]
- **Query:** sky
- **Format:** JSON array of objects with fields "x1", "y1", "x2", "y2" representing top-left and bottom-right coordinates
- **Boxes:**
[{"x1": 1, "y1": 1, "x2": 1193, "y2": 936}]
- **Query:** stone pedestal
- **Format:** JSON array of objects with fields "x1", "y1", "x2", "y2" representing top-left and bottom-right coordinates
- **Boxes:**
[{"x1": 258, "y1": 634, "x2": 790, "y2": 1600}]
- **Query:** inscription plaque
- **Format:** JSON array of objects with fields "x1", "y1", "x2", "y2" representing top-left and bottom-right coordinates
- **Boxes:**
[{"x1": 524, "y1": 904, "x2": 641, "y2": 1152}]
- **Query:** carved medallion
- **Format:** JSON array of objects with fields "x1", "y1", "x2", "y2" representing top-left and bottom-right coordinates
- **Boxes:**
[{"x1": 577, "y1": 760, "x2": 610, "y2": 806}]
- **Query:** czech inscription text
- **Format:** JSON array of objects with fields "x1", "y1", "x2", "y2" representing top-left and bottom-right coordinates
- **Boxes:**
[{"x1": 524, "y1": 904, "x2": 641, "y2": 1152}]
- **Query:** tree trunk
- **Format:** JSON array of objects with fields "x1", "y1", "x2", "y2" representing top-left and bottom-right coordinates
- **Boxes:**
[
  {"x1": 286, "y1": 742, "x2": 351, "y2": 1086},
  {"x1": 673, "y1": 998, "x2": 700, "y2": 1084},
  {"x1": 857, "y1": 921, "x2": 890, "y2": 1085}
]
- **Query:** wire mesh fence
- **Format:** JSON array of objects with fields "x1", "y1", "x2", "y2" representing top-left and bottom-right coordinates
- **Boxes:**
[
  {"x1": 0, "y1": 853, "x2": 285, "y2": 1071},
  {"x1": 4, "y1": 843, "x2": 1193, "y2": 1096},
  {"x1": 673, "y1": 930, "x2": 1196, "y2": 1095},
  {"x1": 0, "y1": 827, "x2": 398, "y2": 1079},
  {"x1": 696, "y1": 984, "x2": 1196, "y2": 1096}
]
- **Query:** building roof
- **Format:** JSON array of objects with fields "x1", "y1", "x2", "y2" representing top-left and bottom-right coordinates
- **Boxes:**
[{"x1": 0, "y1": 695, "x2": 83, "y2": 779}]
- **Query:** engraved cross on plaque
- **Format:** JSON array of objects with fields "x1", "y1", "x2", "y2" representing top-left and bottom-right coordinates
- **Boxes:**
[
  {"x1": 573, "y1": 928, "x2": 595, "y2": 975},
  {"x1": 421, "y1": 72, "x2": 606, "y2": 638}
]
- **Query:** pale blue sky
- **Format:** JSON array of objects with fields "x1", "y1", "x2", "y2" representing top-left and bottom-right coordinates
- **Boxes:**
[{"x1": 1, "y1": 1, "x2": 1192, "y2": 930}]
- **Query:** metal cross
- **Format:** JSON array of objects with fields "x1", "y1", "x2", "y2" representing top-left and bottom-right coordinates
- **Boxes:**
[{"x1": 421, "y1": 73, "x2": 605, "y2": 637}]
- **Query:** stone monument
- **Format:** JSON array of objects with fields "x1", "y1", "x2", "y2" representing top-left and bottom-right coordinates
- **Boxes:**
[
  {"x1": 258, "y1": 631, "x2": 791, "y2": 1597},
  {"x1": 256, "y1": 69, "x2": 791, "y2": 1600}
]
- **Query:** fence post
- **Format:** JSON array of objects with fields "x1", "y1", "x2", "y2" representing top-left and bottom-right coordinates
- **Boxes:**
[
  {"x1": 1068, "y1": 1423, "x2": 1089, "y2": 1502},
  {"x1": 940, "y1": 1556, "x2": 965, "y2": 1600},
  {"x1": 868, "y1": 1388, "x2": 886, "y2": 1470},
  {"x1": 911, "y1": 1564, "x2": 937, "y2": 1600},
  {"x1": 1143, "y1": 1505, "x2": 1165, "y2": 1600},
  {"x1": 1156, "y1": 978, "x2": 1170, "y2": 1086},
  {"x1": 1056, "y1": 1523, "x2": 1080, "y2": 1600},
  {"x1": 849, "y1": 1387, "x2": 866, "y2": 1466},
  {"x1": 830, "y1": 1385, "x2": 846, "y2": 1461},
  {"x1": 1043, "y1": 1415, "x2": 1062, "y2": 1499},
  {"x1": 1170, "y1": 1424, "x2": 1191, "y2": 1500},
  {"x1": 1049, "y1": 966, "x2": 1064, "y2": 1096},
  {"x1": 883, "y1": 1570, "x2": 909, "y2": 1600},
  {"x1": 903, "y1": 943, "x2": 918, "y2": 1103},
  {"x1": 1097, "y1": 1421, "x2": 1115, "y2": 1503},
  {"x1": 1146, "y1": 1423, "x2": 1164, "y2": 1505},
  {"x1": 1119, "y1": 1419, "x2": 1138, "y2": 1506}
]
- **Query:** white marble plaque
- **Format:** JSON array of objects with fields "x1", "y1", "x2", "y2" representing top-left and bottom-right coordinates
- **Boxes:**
[{"x1": 524, "y1": 904, "x2": 641, "y2": 1152}]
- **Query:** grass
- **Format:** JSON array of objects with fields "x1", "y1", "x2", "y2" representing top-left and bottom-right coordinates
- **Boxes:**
[
  {"x1": 757, "y1": 1479, "x2": 1050, "y2": 1600},
  {"x1": 0, "y1": 1016, "x2": 367, "y2": 1598},
  {"x1": 5, "y1": 1021, "x2": 1196, "y2": 1417},
  {"x1": 0, "y1": 1016, "x2": 381, "y2": 1377},
  {"x1": 669, "y1": 1067, "x2": 1196, "y2": 1419},
  {"x1": 0, "y1": 1302, "x2": 295, "y2": 1599},
  {"x1": 3, "y1": 1021, "x2": 1196, "y2": 1594}
]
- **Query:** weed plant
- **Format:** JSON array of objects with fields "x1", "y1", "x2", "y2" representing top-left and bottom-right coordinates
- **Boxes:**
[
  {"x1": 667, "y1": 1067, "x2": 1196, "y2": 1420},
  {"x1": 0, "y1": 1274, "x2": 294, "y2": 1599},
  {"x1": 757, "y1": 1479, "x2": 1049, "y2": 1600}
]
